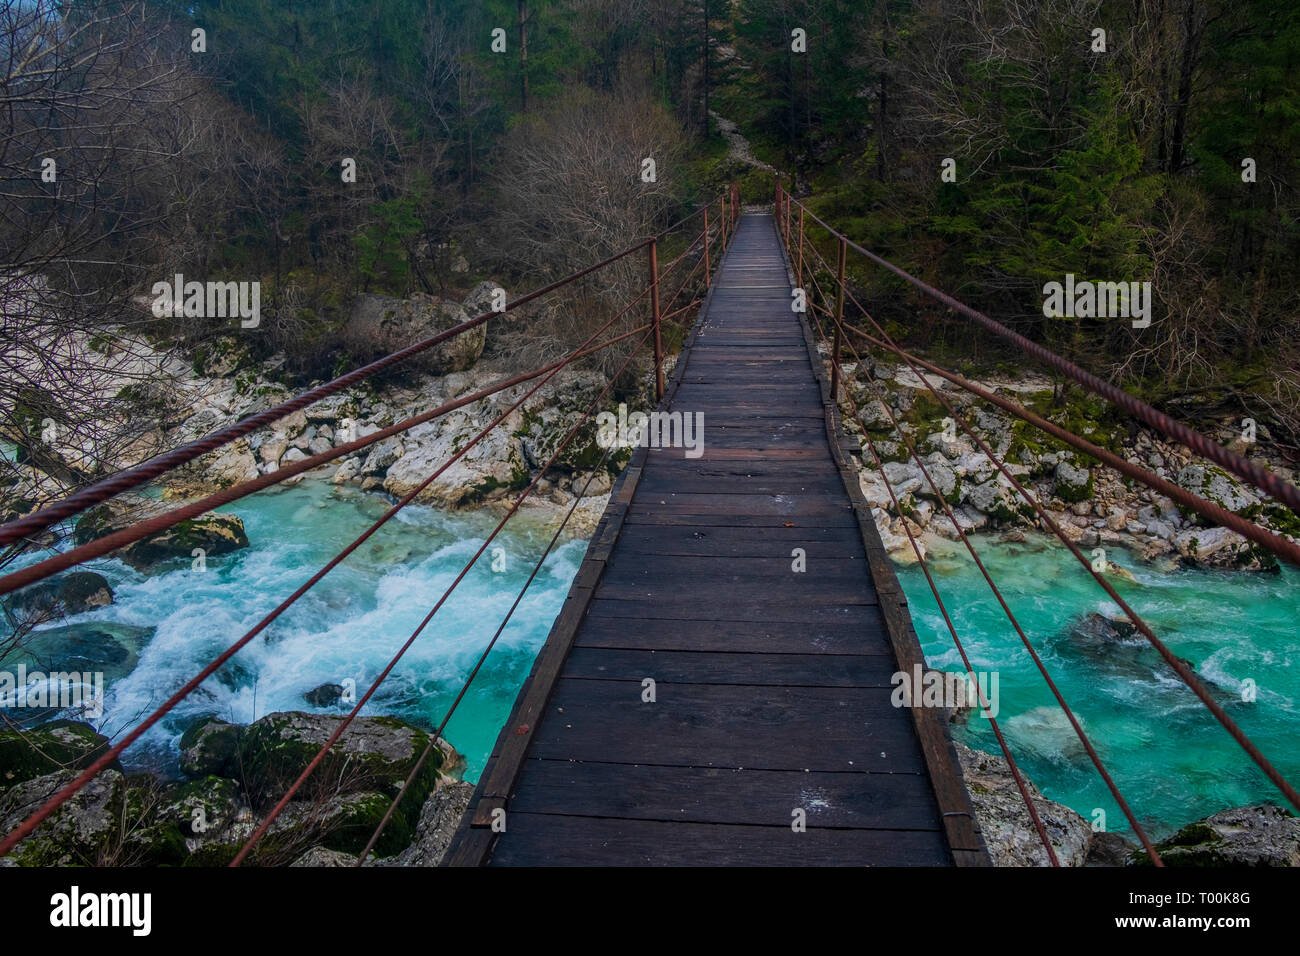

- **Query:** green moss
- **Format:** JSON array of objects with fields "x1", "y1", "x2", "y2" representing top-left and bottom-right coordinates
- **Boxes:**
[
  {"x1": 0, "y1": 721, "x2": 114, "y2": 790},
  {"x1": 183, "y1": 841, "x2": 241, "y2": 867},
  {"x1": 1262, "y1": 505, "x2": 1300, "y2": 538},
  {"x1": 321, "y1": 791, "x2": 412, "y2": 857},
  {"x1": 1055, "y1": 468, "x2": 1094, "y2": 504}
]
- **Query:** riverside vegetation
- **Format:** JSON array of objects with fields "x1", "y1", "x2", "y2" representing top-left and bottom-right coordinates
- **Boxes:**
[{"x1": 4, "y1": 0, "x2": 1300, "y2": 866}]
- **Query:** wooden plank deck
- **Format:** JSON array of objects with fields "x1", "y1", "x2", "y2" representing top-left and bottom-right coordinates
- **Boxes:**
[{"x1": 444, "y1": 213, "x2": 988, "y2": 867}]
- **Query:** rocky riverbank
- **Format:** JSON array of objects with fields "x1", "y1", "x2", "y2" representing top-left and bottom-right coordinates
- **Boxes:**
[
  {"x1": 2, "y1": 282, "x2": 646, "y2": 551},
  {"x1": 837, "y1": 357, "x2": 1298, "y2": 573},
  {"x1": 4, "y1": 294, "x2": 1299, "y2": 867},
  {"x1": 0, "y1": 711, "x2": 469, "y2": 866},
  {"x1": 956, "y1": 741, "x2": 1300, "y2": 866}
]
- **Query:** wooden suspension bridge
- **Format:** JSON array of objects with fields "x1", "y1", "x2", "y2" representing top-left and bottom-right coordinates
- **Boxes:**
[
  {"x1": 444, "y1": 213, "x2": 989, "y2": 866},
  {"x1": 4, "y1": 186, "x2": 1297, "y2": 869}
]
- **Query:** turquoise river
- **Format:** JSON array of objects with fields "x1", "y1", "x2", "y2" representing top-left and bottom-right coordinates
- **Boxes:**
[{"x1": 5, "y1": 475, "x2": 1298, "y2": 840}]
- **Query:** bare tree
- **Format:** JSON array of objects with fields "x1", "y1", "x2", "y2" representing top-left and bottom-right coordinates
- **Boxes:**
[
  {"x1": 490, "y1": 84, "x2": 687, "y2": 368},
  {"x1": 0, "y1": 1, "x2": 196, "y2": 527}
]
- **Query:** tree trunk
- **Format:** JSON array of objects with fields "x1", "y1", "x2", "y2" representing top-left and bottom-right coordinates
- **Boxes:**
[
  {"x1": 519, "y1": 0, "x2": 529, "y2": 113},
  {"x1": 702, "y1": 0, "x2": 710, "y2": 137},
  {"x1": 1168, "y1": 1, "x2": 1202, "y2": 173}
]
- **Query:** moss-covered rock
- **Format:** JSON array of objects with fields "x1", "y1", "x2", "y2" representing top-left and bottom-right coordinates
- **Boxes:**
[
  {"x1": 120, "y1": 515, "x2": 249, "y2": 570},
  {"x1": 3, "y1": 571, "x2": 113, "y2": 621},
  {"x1": 1139, "y1": 804, "x2": 1300, "y2": 866},
  {"x1": 0, "y1": 720, "x2": 115, "y2": 790},
  {"x1": 318, "y1": 790, "x2": 412, "y2": 857},
  {"x1": 236, "y1": 712, "x2": 449, "y2": 819},
  {"x1": 162, "y1": 774, "x2": 243, "y2": 839},
  {"x1": 192, "y1": 336, "x2": 255, "y2": 378},
  {"x1": 344, "y1": 293, "x2": 484, "y2": 375},
  {"x1": 73, "y1": 499, "x2": 249, "y2": 570},
  {"x1": 0, "y1": 768, "x2": 124, "y2": 865},
  {"x1": 179, "y1": 717, "x2": 244, "y2": 778},
  {"x1": 1053, "y1": 458, "x2": 1094, "y2": 503},
  {"x1": 1176, "y1": 463, "x2": 1259, "y2": 514}
]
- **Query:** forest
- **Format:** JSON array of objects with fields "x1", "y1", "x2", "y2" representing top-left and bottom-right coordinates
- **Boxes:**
[{"x1": 3, "y1": 0, "x2": 1298, "y2": 483}]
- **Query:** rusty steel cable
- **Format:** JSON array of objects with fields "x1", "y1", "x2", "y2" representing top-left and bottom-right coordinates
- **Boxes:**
[
  {"x1": 786, "y1": 194, "x2": 1300, "y2": 515},
  {"x1": 0, "y1": 239, "x2": 659, "y2": 549},
  {"x1": 231, "y1": 329, "x2": 653, "y2": 865},
  {"x1": 354, "y1": 433, "x2": 622, "y2": 865},
  {"x1": 0, "y1": 274, "x2": 664, "y2": 860},
  {"x1": 800, "y1": 280, "x2": 1061, "y2": 865},
  {"x1": 840, "y1": 323, "x2": 1300, "y2": 569},
  {"x1": 0, "y1": 324, "x2": 652, "y2": 598},
  {"x1": 796, "y1": 228, "x2": 1300, "y2": 565},
  {"x1": 801, "y1": 230, "x2": 1300, "y2": 813},
  {"x1": 0, "y1": 188, "x2": 720, "y2": 554},
  {"x1": 237, "y1": 222, "x2": 719, "y2": 863},
  {"x1": 802, "y1": 243, "x2": 1163, "y2": 861}
]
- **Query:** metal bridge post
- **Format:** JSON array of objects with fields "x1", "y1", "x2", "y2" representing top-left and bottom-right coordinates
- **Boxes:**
[
  {"x1": 785, "y1": 191, "x2": 793, "y2": 249},
  {"x1": 650, "y1": 237, "x2": 664, "y2": 402},
  {"x1": 704, "y1": 207, "x2": 711, "y2": 287},
  {"x1": 796, "y1": 206, "x2": 804, "y2": 291},
  {"x1": 831, "y1": 236, "x2": 846, "y2": 402},
  {"x1": 720, "y1": 191, "x2": 727, "y2": 250}
]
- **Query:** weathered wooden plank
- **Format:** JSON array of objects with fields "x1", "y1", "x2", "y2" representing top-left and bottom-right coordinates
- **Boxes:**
[
  {"x1": 487, "y1": 815, "x2": 951, "y2": 866},
  {"x1": 605, "y1": 552, "x2": 869, "y2": 577},
  {"x1": 594, "y1": 575, "x2": 875, "y2": 606},
  {"x1": 561, "y1": 646, "x2": 898, "y2": 686},
  {"x1": 574, "y1": 613, "x2": 892, "y2": 655},
  {"x1": 508, "y1": 760, "x2": 941, "y2": 830},
  {"x1": 527, "y1": 678, "x2": 926, "y2": 772},
  {"x1": 612, "y1": 523, "x2": 866, "y2": 558},
  {"x1": 622, "y1": 511, "x2": 860, "y2": 528}
]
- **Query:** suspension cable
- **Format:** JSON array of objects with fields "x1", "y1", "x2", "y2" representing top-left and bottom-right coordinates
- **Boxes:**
[
  {"x1": 786, "y1": 194, "x2": 1300, "y2": 515},
  {"x1": 231, "y1": 329, "x2": 652, "y2": 864},
  {"x1": 0, "y1": 324, "x2": 651, "y2": 597},
  {"x1": 800, "y1": 240, "x2": 1162, "y2": 862},
  {"x1": 793, "y1": 228, "x2": 1300, "y2": 813},
  {"x1": 0, "y1": 270, "x2": 662, "y2": 859},
  {"x1": 800, "y1": 269, "x2": 1061, "y2": 865},
  {"x1": 0, "y1": 240, "x2": 655, "y2": 547}
]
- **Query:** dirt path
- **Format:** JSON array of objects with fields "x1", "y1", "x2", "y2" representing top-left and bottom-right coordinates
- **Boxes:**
[{"x1": 710, "y1": 110, "x2": 777, "y2": 173}]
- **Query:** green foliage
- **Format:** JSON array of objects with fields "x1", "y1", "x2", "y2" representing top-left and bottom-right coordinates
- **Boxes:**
[{"x1": 355, "y1": 196, "x2": 423, "y2": 293}]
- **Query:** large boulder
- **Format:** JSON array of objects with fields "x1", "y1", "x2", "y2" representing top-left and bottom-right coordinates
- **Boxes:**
[
  {"x1": 386, "y1": 779, "x2": 475, "y2": 866},
  {"x1": 0, "y1": 720, "x2": 116, "y2": 790},
  {"x1": 73, "y1": 499, "x2": 249, "y2": 570},
  {"x1": 965, "y1": 476, "x2": 1024, "y2": 522},
  {"x1": 3, "y1": 571, "x2": 113, "y2": 621},
  {"x1": 384, "y1": 414, "x2": 529, "y2": 509},
  {"x1": 179, "y1": 717, "x2": 244, "y2": 778},
  {"x1": 0, "y1": 768, "x2": 126, "y2": 866},
  {"x1": 1173, "y1": 525, "x2": 1272, "y2": 571},
  {"x1": 1146, "y1": 804, "x2": 1300, "y2": 866},
  {"x1": 1176, "y1": 464, "x2": 1259, "y2": 513},
  {"x1": 117, "y1": 515, "x2": 248, "y2": 570},
  {"x1": 214, "y1": 711, "x2": 459, "y2": 811},
  {"x1": 955, "y1": 742, "x2": 1093, "y2": 866},
  {"x1": 1053, "y1": 458, "x2": 1094, "y2": 503},
  {"x1": 343, "y1": 293, "x2": 484, "y2": 375},
  {"x1": 175, "y1": 711, "x2": 464, "y2": 862}
]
